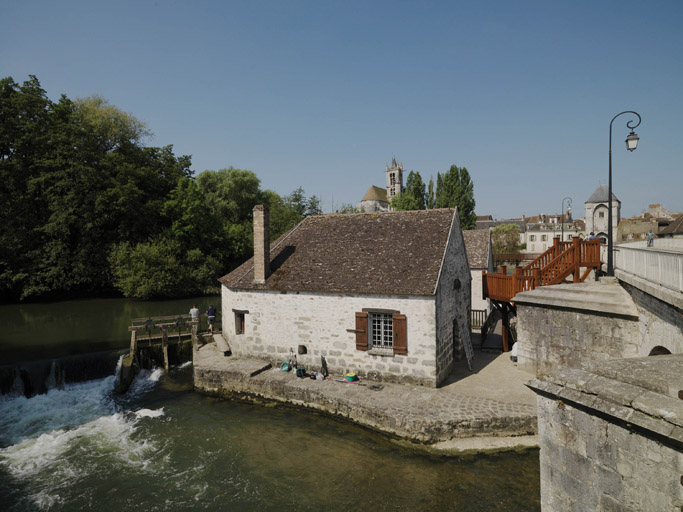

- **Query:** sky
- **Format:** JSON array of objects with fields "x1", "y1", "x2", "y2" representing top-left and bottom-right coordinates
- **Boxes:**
[{"x1": 2, "y1": 0, "x2": 681, "y2": 219}]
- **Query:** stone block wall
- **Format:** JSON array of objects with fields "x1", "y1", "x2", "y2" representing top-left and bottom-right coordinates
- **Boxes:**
[
  {"x1": 624, "y1": 283, "x2": 683, "y2": 356},
  {"x1": 536, "y1": 394, "x2": 682, "y2": 511},
  {"x1": 221, "y1": 287, "x2": 439, "y2": 386},
  {"x1": 434, "y1": 213, "x2": 472, "y2": 384},
  {"x1": 516, "y1": 305, "x2": 639, "y2": 374}
]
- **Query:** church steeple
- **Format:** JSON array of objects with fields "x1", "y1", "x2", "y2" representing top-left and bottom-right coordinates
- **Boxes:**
[{"x1": 386, "y1": 157, "x2": 404, "y2": 201}]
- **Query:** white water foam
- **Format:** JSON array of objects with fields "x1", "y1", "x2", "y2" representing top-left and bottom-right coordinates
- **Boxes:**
[
  {"x1": 135, "y1": 408, "x2": 165, "y2": 419},
  {"x1": 0, "y1": 360, "x2": 167, "y2": 510}
]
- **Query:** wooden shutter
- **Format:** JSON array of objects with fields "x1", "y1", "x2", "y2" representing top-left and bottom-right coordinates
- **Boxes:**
[
  {"x1": 393, "y1": 314, "x2": 407, "y2": 355},
  {"x1": 355, "y1": 312, "x2": 368, "y2": 351}
]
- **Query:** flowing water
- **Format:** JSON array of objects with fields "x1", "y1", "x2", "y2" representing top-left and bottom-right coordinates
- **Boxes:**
[{"x1": 0, "y1": 298, "x2": 540, "y2": 511}]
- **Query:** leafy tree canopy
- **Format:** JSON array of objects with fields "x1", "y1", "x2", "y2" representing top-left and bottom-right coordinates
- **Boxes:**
[
  {"x1": 491, "y1": 224, "x2": 522, "y2": 254},
  {"x1": 435, "y1": 164, "x2": 476, "y2": 229}
]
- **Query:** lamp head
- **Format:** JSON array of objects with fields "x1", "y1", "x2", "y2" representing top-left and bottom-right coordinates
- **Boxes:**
[{"x1": 625, "y1": 130, "x2": 639, "y2": 151}]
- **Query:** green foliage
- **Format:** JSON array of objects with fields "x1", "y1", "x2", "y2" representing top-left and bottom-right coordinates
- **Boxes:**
[
  {"x1": 427, "y1": 177, "x2": 435, "y2": 209},
  {"x1": 110, "y1": 237, "x2": 221, "y2": 299},
  {"x1": 337, "y1": 203, "x2": 364, "y2": 214},
  {"x1": 404, "y1": 171, "x2": 426, "y2": 210},
  {"x1": 491, "y1": 224, "x2": 522, "y2": 254},
  {"x1": 435, "y1": 165, "x2": 477, "y2": 229},
  {"x1": 390, "y1": 192, "x2": 422, "y2": 211},
  {"x1": 0, "y1": 75, "x2": 325, "y2": 302}
]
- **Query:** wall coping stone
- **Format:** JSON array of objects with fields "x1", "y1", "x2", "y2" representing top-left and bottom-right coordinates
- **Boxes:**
[
  {"x1": 513, "y1": 279, "x2": 639, "y2": 319},
  {"x1": 615, "y1": 268, "x2": 683, "y2": 310},
  {"x1": 527, "y1": 354, "x2": 683, "y2": 448}
]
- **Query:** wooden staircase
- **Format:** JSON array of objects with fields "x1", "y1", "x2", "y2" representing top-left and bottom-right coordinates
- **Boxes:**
[{"x1": 481, "y1": 237, "x2": 601, "y2": 350}]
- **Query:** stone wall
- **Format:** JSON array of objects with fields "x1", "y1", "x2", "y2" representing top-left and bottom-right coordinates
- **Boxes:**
[
  {"x1": 528, "y1": 357, "x2": 683, "y2": 511},
  {"x1": 516, "y1": 305, "x2": 640, "y2": 373},
  {"x1": 221, "y1": 288, "x2": 439, "y2": 386},
  {"x1": 434, "y1": 212, "x2": 472, "y2": 384},
  {"x1": 622, "y1": 282, "x2": 683, "y2": 356}
]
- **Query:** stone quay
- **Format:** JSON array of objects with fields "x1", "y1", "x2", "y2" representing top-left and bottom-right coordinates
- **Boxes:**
[{"x1": 193, "y1": 336, "x2": 538, "y2": 454}]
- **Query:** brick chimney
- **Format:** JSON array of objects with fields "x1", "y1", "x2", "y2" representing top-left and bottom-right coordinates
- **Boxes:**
[{"x1": 253, "y1": 204, "x2": 270, "y2": 284}]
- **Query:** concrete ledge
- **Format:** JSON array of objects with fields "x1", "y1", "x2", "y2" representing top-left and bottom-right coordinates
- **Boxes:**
[{"x1": 193, "y1": 343, "x2": 538, "y2": 449}]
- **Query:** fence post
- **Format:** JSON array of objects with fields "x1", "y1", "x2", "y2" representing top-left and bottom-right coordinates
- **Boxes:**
[
  {"x1": 573, "y1": 236, "x2": 581, "y2": 282},
  {"x1": 515, "y1": 266, "x2": 523, "y2": 293},
  {"x1": 533, "y1": 267, "x2": 541, "y2": 288},
  {"x1": 482, "y1": 270, "x2": 487, "y2": 301},
  {"x1": 129, "y1": 329, "x2": 137, "y2": 357},
  {"x1": 162, "y1": 326, "x2": 169, "y2": 372}
]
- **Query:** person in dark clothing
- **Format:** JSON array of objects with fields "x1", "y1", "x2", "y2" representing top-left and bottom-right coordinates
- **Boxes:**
[{"x1": 207, "y1": 305, "x2": 217, "y2": 334}]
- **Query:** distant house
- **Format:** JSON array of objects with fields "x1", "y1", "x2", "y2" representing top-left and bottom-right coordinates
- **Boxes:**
[
  {"x1": 658, "y1": 214, "x2": 683, "y2": 239},
  {"x1": 462, "y1": 229, "x2": 493, "y2": 312},
  {"x1": 219, "y1": 206, "x2": 472, "y2": 387},
  {"x1": 359, "y1": 185, "x2": 389, "y2": 212}
]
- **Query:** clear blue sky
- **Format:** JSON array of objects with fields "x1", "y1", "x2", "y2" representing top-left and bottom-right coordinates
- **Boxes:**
[{"x1": 2, "y1": 0, "x2": 681, "y2": 219}]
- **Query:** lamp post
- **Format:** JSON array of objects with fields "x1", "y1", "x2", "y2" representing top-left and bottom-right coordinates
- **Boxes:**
[
  {"x1": 561, "y1": 197, "x2": 572, "y2": 242},
  {"x1": 608, "y1": 111, "x2": 641, "y2": 276}
]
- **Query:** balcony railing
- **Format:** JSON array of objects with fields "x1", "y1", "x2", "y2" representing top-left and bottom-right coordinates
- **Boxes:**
[{"x1": 614, "y1": 241, "x2": 683, "y2": 293}]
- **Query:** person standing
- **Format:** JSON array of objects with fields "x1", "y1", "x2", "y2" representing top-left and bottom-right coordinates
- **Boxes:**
[
  {"x1": 207, "y1": 305, "x2": 217, "y2": 334},
  {"x1": 647, "y1": 229, "x2": 654, "y2": 247}
]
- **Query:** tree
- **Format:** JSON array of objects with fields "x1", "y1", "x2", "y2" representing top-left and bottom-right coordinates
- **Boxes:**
[
  {"x1": 404, "y1": 171, "x2": 426, "y2": 210},
  {"x1": 491, "y1": 224, "x2": 522, "y2": 254},
  {"x1": 0, "y1": 75, "x2": 194, "y2": 301},
  {"x1": 435, "y1": 165, "x2": 476, "y2": 229},
  {"x1": 427, "y1": 177, "x2": 435, "y2": 209},
  {"x1": 391, "y1": 192, "x2": 421, "y2": 211},
  {"x1": 74, "y1": 95, "x2": 151, "y2": 152}
]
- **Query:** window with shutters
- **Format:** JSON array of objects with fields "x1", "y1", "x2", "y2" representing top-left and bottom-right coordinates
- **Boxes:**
[{"x1": 353, "y1": 310, "x2": 407, "y2": 355}]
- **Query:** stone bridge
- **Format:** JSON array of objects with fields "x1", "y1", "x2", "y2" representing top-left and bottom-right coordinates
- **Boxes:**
[{"x1": 515, "y1": 239, "x2": 682, "y2": 373}]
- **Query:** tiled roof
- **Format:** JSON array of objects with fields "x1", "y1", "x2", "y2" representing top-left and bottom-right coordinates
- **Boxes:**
[
  {"x1": 462, "y1": 229, "x2": 490, "y2": 269},
  {"x1": 586, "y1": 184, "x2": 620, "y2": 203},
  {"x1": 659, "y1": 214, "x2": 683, "y2": 235},
  {"x1": 219, "y1": 209, "x2": 458, "y2": 296},
  {"x1": 361, "y1": 185, "x2": 388, "y2": 203}
]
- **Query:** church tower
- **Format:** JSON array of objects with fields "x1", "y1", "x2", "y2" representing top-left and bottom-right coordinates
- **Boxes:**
[{"x1": 385, "y1": 158, "x2": 404, "y2": 202}]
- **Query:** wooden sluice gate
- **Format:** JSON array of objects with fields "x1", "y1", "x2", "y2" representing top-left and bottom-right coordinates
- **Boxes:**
[{"x1": 116, "y1": 313, "x2": 216, "y2": 393}]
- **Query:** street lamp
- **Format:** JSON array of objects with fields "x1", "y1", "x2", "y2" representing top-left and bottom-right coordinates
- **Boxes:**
[
  {"x1": 608, "y1": 111, "x2": 641, "y2": 276},
  {"x1": 561, "y1": 197, "x2": 572, "y2": 242}
]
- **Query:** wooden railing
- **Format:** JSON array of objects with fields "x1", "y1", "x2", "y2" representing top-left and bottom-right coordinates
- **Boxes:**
[
  {"x1": 471, "y1": 309, "x2": 487, "y2": 330},
  {"x1": 483, "y1": 238, "x2": 601, "y2": 302}
]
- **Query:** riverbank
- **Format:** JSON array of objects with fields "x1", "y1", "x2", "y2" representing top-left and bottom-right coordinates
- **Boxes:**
[{"x1": 193, "y1": 338, "x2": 539, "y2": 455}]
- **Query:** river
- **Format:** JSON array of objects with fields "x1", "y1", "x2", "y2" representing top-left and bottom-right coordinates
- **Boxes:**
[{"x1": 0, "y1": 297, "x2": 540, "y2": 511}]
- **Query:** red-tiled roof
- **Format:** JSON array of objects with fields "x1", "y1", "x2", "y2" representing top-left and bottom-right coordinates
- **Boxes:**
[{"x1": 219, "y1": 209, "x2": 457, "y2": 296}]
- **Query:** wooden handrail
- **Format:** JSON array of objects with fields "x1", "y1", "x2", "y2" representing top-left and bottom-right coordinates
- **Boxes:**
[{"x1": 484, "y1": 238, "x2": 601, "y2": 302}]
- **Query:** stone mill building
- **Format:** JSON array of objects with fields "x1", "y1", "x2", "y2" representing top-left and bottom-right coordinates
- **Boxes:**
[{"x1": 218, "y1": 205, "x2": 472, "y2": 387}]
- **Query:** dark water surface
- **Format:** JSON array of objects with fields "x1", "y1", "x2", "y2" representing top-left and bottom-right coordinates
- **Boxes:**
[
  {"x1": 0, "y1": 296, "x2": 219, "y2": 364},
  {"x1": 0, "y1": 298, "x2": 540, "y2": 511}
]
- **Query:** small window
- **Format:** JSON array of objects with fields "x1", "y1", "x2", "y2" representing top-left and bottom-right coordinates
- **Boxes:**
[
  {"x1": 568, "y1": 235, "x2": 573, "y2": 240},
  {"x1": 370, "y1": 313, "x2": 394, "y2": 349},
  {"x1": 530, "y1": 235, "x2": 536, "y2": 241},
  {"x1": 235, "y1": 312, "x2": 245, "y2": 334},
  {"x1": 599, "y1": 211, "x2": 605, "y2": 218},
  {"x1": 541, "y1": 235, "x2": 547, "y2": 241}
]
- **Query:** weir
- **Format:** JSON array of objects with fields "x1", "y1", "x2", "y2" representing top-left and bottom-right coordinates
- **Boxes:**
[{"x1": 119, "y1": 313, "x2": 217, "y2": 393}]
